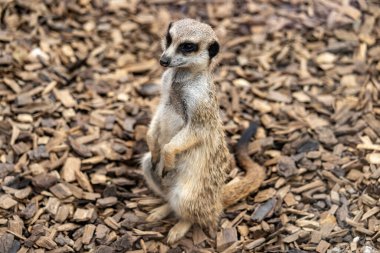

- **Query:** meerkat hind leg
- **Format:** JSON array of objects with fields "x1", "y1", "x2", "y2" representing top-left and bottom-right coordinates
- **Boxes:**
[
  {"x1": 146, "y1": 203, "x2": 172, "y2": 222},
  {"x1": 167, "y1": 220, "x2": 192, "y2": 245}
]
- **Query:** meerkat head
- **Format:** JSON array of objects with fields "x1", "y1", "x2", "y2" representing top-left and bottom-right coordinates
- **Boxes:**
[{"x1": 159, "y1": 19, "x2": 219, "y2": 70}]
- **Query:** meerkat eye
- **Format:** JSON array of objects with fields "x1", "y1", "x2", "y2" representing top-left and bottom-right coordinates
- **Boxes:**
[{"x1": 179, "y1": 42, "x2": 198, "y2": 53}]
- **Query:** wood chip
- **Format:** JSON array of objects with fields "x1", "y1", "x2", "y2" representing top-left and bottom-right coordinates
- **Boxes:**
[
  {"x1": 366, "y1": 153, "x2": 380, "y2": 164},
  {"x1": 55, "y1": 205, "x2": 70, "y2": 223},
  {"x1": 82, "y1": 224, "x2": 96, "y2": 245},
  {"x1": 104, "y1": 217, "x2": 121, "y2": 230},
  {"x1": 53, "y1": 89, "x2": 77, "y2": 108},
  {"x1": 73, "y1": 208, "x2": 96, "y2": 222},
  {"x1": 316, "y1": 240, "x2": 330, "y2": 253},
  {"x1": 216, "y1": 228, "x2": 237, "y2": 252},
  {"x1": 46, "y1": 197, "x2": 60, "y2": 215},
  {"x1": 35, "y1": 235, "x2": 57, "y2": 250},
  {"x1": 95, "y1": 224, "x2": 110, "y2": 240},
  {"x1": 361, "y1": 207, "x2": 380, "y2": 221},
  {"x1": 0, "y1": 194, "x2": 18, "y2": 209},
  {"x1": 292, "y1": 180, "x2": 324, "y2": 194},
  {"x1": 251, "y1": 198, "x2": 276, "y2": 222},
  {"x1": 97, "y1": 197, "x2": 118, "y2": 208},
  {"x1": 61, "y1": 157, "x2": 81, "y2": 182},
  {"x1": 75, "y1": 169, "x2": 93, "y2": 192},
  {"x1": 245, "y1": 237, "x2": 266, "y2": 250},
  {"x1": 254, "y1": 188, "x2": 276, "y2": 203},
  {"x1": 49, "y1": 183, "x2": 73, "y2": 199}
]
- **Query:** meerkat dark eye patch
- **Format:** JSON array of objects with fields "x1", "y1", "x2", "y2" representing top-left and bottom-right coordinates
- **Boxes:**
[
  {"x1": 178, "y1": 42, "x2": 198, "y2": 54},
  {"x1": 165, "y1": 22, "x2": 172, "y2": 48},
  {"x1": 208, "y1": 41, "x2": 219, "y2": 59}
]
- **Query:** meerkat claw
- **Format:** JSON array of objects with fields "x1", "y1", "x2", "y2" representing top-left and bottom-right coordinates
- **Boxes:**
[{"x1": 146, "y1": 203, "x2": 172, "y2": 222}]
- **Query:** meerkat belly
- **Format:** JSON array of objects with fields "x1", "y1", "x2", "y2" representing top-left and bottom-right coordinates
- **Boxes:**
[
  {"x1": 168, "y1": 144, "x2": 225, "y2": 225},
  {"x1": 169, "y1": 148, "x2": 206, "y2": 211}
]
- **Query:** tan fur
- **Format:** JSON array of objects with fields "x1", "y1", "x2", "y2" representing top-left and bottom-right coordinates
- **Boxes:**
[
  {"x1": 142, "y1": 18, "x2": 265, "y2": 244},
  {"x1": 222, "y1": 138, "x2": 266, "y2": 207}
]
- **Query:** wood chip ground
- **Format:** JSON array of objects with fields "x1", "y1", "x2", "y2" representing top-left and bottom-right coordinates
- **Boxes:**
[{"x1": 0, "y1": 0, "x2": 380, "y2": 252}]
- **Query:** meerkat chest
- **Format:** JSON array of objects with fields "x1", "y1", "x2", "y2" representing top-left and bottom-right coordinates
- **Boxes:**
[
  {"x1": 156, "y1": 84, "x2": 188, "y2": 144},
  {"x1": 157, "y1": 105, "x2": 184, "y2": 146},
  {"x1": 167, "y1": 81, "x2": 209, "y2": 120},
  {"x1": 168, "y1": 82, "x2": 189, "y2": 122},
  {"x1": 157, "y1": 73, "x2": 209, "y2": 144}
]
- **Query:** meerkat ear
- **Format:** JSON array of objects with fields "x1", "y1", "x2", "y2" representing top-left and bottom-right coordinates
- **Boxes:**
[
  {"x1": 167, "y1": 22, "x2": 173, "y2": 31},
  {"x1": 208, "y1": 41, "x2": 219, "y2": 59},
  {"x1": 165, "y1": 22, "x2": 173, "y2": 48}
]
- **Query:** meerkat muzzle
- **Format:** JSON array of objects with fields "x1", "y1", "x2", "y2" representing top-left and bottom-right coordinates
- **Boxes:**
[{"x1": 159, "y1": 56, "x2": 171, "y2": 67}]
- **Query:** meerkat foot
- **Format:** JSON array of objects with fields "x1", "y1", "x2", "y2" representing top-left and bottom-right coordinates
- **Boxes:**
[
  {"x1": 167, "y1": 220, "x2": 192, "y2": 245},
  {"x1": 146, "y1": 203, "x2": 172, "y2": 222},
  {"x1": 208, "y1": 228, "x2": 217, "y2": 239}
]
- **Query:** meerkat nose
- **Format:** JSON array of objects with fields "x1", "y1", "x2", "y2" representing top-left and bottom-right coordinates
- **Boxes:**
[{"x1": 160, "y1": 56, "x2": 171, "y2": 67}]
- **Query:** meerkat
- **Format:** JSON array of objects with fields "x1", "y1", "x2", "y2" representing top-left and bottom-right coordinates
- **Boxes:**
[{"x1": 141, "y1": 18, "x2": 266, "y2": 244}]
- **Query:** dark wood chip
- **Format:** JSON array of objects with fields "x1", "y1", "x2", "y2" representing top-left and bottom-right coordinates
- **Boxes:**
[
  {"x1": 251, "y1": 198, "x2": 277, "y2": 222},
  {"x1": 277, "y1": 156, "x2": 298, "y2": 178},
  {"x1": 32, "y1": 174, "x2": 58, "y2": 191},
  {"x1": 0, "y1": 234, "x2": 20, "y2": 253}
]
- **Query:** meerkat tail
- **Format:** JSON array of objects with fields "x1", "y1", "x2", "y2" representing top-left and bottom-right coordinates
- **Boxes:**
[{"x1": 222, "y1": 122, "x2": 266, "y2": 207}]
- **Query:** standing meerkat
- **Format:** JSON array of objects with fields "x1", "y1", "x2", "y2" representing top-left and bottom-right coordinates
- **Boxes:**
[{"x1": 141, "y1": 18, "x2": 265, "y2": 244}]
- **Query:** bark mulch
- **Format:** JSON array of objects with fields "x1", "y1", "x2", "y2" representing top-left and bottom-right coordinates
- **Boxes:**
[{"x1": 1, "y1": 0, "x2": 380, "y2": 252}]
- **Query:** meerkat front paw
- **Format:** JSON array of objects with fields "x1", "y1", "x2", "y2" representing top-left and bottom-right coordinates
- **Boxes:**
[
  {"x1": 146, "y1": 203, "x2": 172, "y2": 222},
  {"x1": 146, "y1": 132, "x2": 159, "y2": 164},
  {"x1": 151, "y1": 152, "x2": 159, "y2": 166},
  {"x1": 163, "y1": 145, "x2": 176, "y2": 170},
  {"x1": 167, "y1": 220, "x2": 192, "y2": 245}
]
